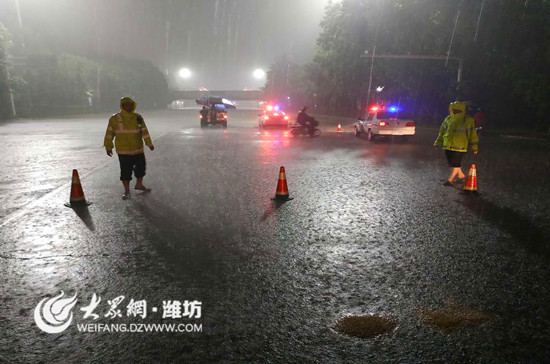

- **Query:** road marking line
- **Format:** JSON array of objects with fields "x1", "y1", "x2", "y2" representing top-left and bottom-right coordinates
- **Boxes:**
[{"x1": 0, "y1": 131, "x2": 175, "y2": 228}]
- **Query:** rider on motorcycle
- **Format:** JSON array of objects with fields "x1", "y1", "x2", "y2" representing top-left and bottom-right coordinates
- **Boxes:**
[{"x1": 297, "y1": 106, "x2": 318, "y2": 134}]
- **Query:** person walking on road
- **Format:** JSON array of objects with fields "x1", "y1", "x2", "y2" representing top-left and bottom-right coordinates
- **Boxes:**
[
  {"x1": 434, "y1": 101, "x2": 479, "y2": 186},
  {"x1": 104, "y1": 97, "x2": 154, "y2": 200}
]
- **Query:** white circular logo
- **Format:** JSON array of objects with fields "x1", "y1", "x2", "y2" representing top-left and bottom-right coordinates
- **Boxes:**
[{"x1": 34, "y1": 291, "x2": 78, "y2": 334}]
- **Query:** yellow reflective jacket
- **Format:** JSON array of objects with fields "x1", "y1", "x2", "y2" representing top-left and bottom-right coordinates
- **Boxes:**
[
  {"x1": 434, "y1": 102, "x2": 478, "y2": 152},
  {"x1": 104, "y1": 97, "x2": 153, "y2": 155}
]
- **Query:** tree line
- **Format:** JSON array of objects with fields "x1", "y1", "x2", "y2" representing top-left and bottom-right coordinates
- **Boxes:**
[
  {"x1": 265, "y1": 0, "x2": 550, "y2": 130},
  {"x1": 0, "y1": 24, "x2": 169, "y2": 119}
]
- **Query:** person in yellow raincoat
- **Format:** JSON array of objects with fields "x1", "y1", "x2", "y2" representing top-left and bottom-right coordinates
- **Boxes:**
[
  {"x1": 434, "y1": 101, "x2": 479, "y2": 186},
  {"x1": 104, "y1": 97, "x2": 154, "y2": 200}
]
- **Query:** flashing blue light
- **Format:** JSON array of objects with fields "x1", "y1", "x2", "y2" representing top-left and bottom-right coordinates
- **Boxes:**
[
  {"x1": 274, "y1": 105, "x2": 280, "y2": 111},
  {"x1": 388, "y1": 106, "x2": 399, "y2": 112}
]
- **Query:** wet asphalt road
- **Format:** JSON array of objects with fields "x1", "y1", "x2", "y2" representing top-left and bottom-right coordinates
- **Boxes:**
[{"x1": 1, "y1": 108, "x2": 550, "y2": 363}]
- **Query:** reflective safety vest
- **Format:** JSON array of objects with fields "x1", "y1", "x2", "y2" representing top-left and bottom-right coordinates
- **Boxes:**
[
  {"x1": 434, "y1": 115, "x2": 478, "y2": 153},
  {"x1": 104, "y1": 112, "x2": 153, "y2": 155}
]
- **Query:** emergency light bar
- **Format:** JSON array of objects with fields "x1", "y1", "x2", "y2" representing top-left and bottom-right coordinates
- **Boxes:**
[{"x1": 369, "y1": 105, "x2": 401, "y2": 112}]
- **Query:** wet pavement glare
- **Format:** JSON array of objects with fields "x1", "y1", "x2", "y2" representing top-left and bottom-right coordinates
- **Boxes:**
[{"x1": 0, "y1": 109, "x2": 549, "y2": 362}]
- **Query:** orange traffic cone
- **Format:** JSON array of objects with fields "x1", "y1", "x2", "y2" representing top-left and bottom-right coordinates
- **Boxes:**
[
  {"x1": 271, "y1": 166, "x2": 294, "y2": 201},
  {"x1": 462, "y1": 164, "x2": 479, "y2": 195},
  {"x1": 337, "y1": 123, "x2": 342, "y2": 133},
  {"x1": 65, "y1": 169, "x2": 92, "y2": 207}
]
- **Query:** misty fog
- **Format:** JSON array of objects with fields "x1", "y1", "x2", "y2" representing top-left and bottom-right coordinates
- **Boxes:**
[{"x1": 0, "y1": 0, "x2": 329, "y2": 90}]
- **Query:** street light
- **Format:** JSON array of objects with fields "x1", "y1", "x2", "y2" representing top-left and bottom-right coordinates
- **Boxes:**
[
  {"x1": 253, "y1": 69, "x2": 266, "y2": 80},
  {"x1": 179, "y1": 68, "x2": 192, "y2": 79}
]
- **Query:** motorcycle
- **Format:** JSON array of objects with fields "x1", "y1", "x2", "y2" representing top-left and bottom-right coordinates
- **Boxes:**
[{"x1": 289, "y1": 120, "x2": 321, "y2": 137}]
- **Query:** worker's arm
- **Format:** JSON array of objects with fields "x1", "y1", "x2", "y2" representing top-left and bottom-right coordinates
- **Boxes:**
[
  {"x1": 104, "y1": 117, "x2": 116, "y2": 156},
  {"x1": 467, "y1": 117, "x2": 479, "y2": 154},
  {"x1": 433, "y1": 117, "x2": 449, "y2": 147},
  {"x1": 137, "y1": 115, "x2": 154, "y2": 150}
]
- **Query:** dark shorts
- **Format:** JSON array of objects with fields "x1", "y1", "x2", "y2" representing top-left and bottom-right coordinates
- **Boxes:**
[
  {"x1": 118, "y1": 153, "x2": 146, "y2": 181},
  {"x1": 445, "y1": 150, "x2": 465, "y2": 168}
]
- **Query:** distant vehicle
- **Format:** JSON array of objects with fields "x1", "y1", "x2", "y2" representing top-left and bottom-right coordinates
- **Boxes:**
[
  {"x1": 258, "y1": 104, "x2": 290, "y2": 128},
  {"x1": 200, "y1": 106, "x2": 228, "y2": 128},
  {"x1": 196, "y1": 97, "x2": 233, "y2": 129},
  {"x1": 354, "y1": 105, "x2": 415, "y2": 141},
  {"x1": 167, "y1": 100, "x2": 185, "y2": 110}
]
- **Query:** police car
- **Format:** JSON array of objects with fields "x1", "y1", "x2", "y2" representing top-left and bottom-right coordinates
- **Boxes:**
[
  {"x1": 354, "y1": 105, "x2": 416, "y2": 141},
  {"x1": 258, "y1": 104, "x2": 290, "y2": 128}
]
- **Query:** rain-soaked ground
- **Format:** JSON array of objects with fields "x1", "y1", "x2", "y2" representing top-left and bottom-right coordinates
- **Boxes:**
[{"x1": 1, "y1": 107, "x2": 549, "y2": 363}]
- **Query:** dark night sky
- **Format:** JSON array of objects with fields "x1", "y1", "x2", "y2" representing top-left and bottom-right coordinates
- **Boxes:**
[{"x1": 0, "y1": 0, "x2": 330, "y2": 90}]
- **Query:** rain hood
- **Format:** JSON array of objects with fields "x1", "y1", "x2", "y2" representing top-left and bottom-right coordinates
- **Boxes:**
[
  {"x1": 120, "y1": 97, "x2": 137, "y2": 113},
  {"x1": 449, "y1": 101, "x2": 466, "y2": 121}
]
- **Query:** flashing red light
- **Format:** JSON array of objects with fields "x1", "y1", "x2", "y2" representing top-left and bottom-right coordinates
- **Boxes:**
[
  {"x1": 379, "y1": 121, "x2": 388, "y2": 127},
  {"x1": 223, "y1": 114, "x2": 228, "y2": 119},
  {"x1": 370, "y1": 106, "x2": 379, "y2": 112},
  {"x1": 406, "y1": 121, "x2": 415, "y2": 127},
  {"x1": 200, "y1": 115, "x2": 203, "y2": 119},
  {"x1": 266, "y1": 105, "x2": 273, "y2": 111},
  {"x1": 284, "y1": 116, "x2": 289, "y2": 120},
  {"x1": 264, "y1": 116, "x2": 270, "y2": 120}
]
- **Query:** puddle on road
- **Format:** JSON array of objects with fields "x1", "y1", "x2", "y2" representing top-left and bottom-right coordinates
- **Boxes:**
[
  {"x1": 420, "y1": 304, "x2": 492, "y2": 334},
  {"x1": 333, "y1": 315, "x2": 397, "y2": 339}
]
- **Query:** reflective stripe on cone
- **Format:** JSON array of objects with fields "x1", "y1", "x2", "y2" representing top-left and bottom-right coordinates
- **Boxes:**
[
  {"x1": 463, "y1": 164, "x2": 479, "y2": 195},
  {"x1": 272, "y1": 166, "x2": 293, "y2": 201}
]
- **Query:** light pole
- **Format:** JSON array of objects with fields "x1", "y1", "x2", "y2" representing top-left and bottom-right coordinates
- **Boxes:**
[
  {"x1": 360, "y1": 54, "x2": 464, "y2": 83},
  {"x1": 6, "y1": 67, "x2": 16, "y2": 117},
  {"x1": 360, "y1": 54, "x2": 464, "y2": 107}
]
